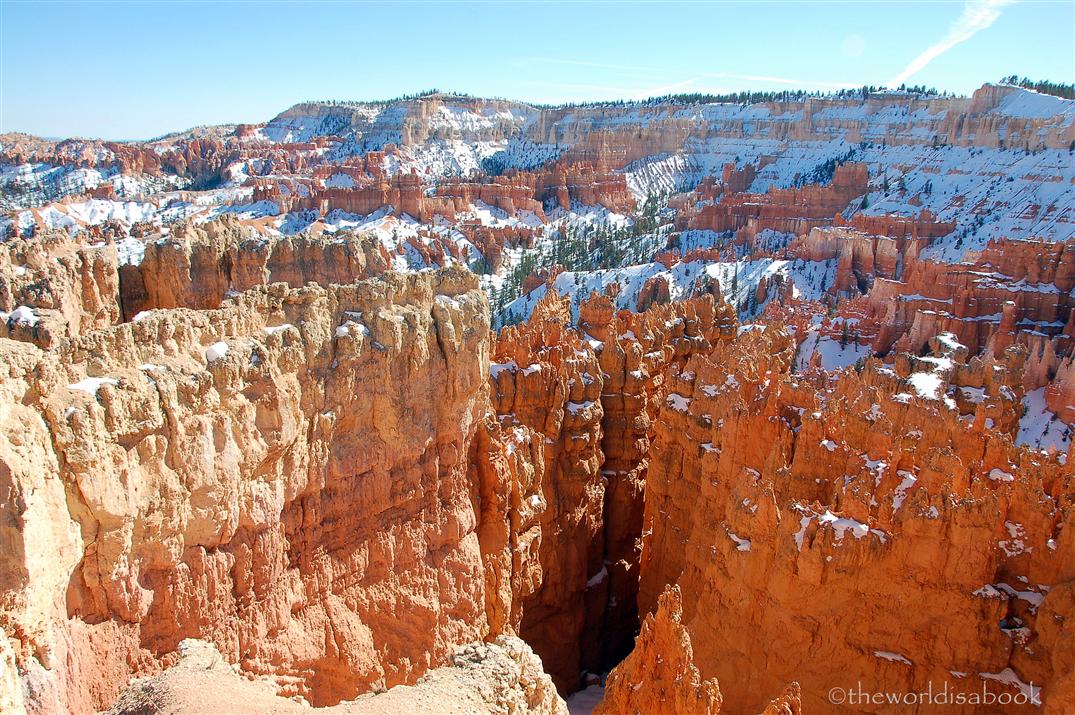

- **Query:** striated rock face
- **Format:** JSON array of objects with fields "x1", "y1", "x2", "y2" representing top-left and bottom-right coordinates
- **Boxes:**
[
  {"x1": 636, "y1": 324, "x2": 1074, "y2": 713},
  {"x1": 1, "y1": 233, "x2": 121, "y2": 346},
  {"x1": 675, "y1": 162, "x2": 869, "y2": 237},
  {"x1": 490, "y1": 293, "x2": 608, "y2": 693},
  {"x1": 4, "y1": 83, "x2": 1075, "y2": 715},
  {"x1": 488, "y1": 288, "x2": 737, "y2": 692},
  {"x1": 127, "y1": 217, "x2": 392, "y2": 316},
  {"x1": 790, "y1": 225, "x2": 917, "y2": 292},
  {"x1": 855, "y1": 239, "x2": 1075, "y2": 356},
  {"x1": 0, "y1": 264, "x2": 544, "y2": 712},
  {"x1": 261, "y1": 159, "x2": 637, "y2": 223},
  {"x1": 596, "y1": 585, "x2": 802, "y2": 715},
  {"x1": 106, "y1": 635, "x2": 567, "y2": 715}
]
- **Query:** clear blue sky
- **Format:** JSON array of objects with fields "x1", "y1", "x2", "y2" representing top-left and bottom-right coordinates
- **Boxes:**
[{"x1": 1, "y1": 0, "x2": 1071, "y2": 140}]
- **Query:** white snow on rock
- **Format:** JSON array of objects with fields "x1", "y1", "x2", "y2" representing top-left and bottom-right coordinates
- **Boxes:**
[
  {"x1": 892, "y1": 472, "x2": 918, "y2": 511},
  {"x1": 907, "y1": 372, "x2": 944, "y2": 400},
  {"x1": 585, "y1": 565, "x2": 608, "y2": 589},
  {"x1": 873, "y1": 650, "x2": 913, "y2": 665},
  {"x1": 205, "y1": 342, "x2": 229, "y2": 362},
  {"x1": 567, "y1": 684, "x2": 606, "y2": 715},
  {"x1": 666, "y1": 393, "x2": 691, "y2": 413},
  {"x1": 567, "y1": 400, "x2": 597, "y2": 416},
  {"x1": 792, "y1": 504, "x2": 887, "y2": 550},
  {"x1": 114, "y1": 236, "x2": 147, "y2": 266},
  {"x1": 1017, "y1": 387, "x2": 1071, "y2": 453},
  {"x1": 67, "y1": 377, "x2": 119, "y2": 395},
  {"x1": 999, "y1": 521, "x2": 1030, "y2": 557},
  {"x1": 262, "y1": 324, "x2": 293, "y2": 336},
  {"x1": 505, "y1": 257, "x2": 835, "y2": 325},
  {"x1": 988, "y1": 468, "x2": 1015, "y2": 483},
  {"x1": 727, "y1": 530, "x2": 752, "y2": 552},
  {"x1": 979, "y1": 668, "x2": 1042, "y2": 706},
  {"x1": 796, "y1": 332, "x2": 870, "y2": 372},
  {"x1": 5, "y1": 305, "x2": 39, "y2": 326}
]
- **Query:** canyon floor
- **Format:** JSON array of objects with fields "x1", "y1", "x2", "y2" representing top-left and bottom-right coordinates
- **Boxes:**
[{"x1": 1, "y1": 83, "x2": 1073, "y2": 713}]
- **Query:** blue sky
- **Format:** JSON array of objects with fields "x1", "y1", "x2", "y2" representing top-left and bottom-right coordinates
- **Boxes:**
[{"x1": 1, "y1": 0, "x2": 1071, "y2": 139}]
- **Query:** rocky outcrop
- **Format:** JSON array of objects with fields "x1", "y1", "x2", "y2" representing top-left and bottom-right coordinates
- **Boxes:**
[
  {"x1": 125, "y1": 217, "x2": 392, "y2": 315},
  {"x1": 0, "y1": 265, "x2": 544, "y2": 712},
  {"x1": 490, "y1": 292, "x2": 608, "y2": 692},
  {"x1": 596, "y1": 585, "x2": 802, "y2": 715},
  {"x1": 856, "y1": 239, "x2": 1075, "y2": 356},
  {"x1": 1, "y1": 233, "x2": 121, "y2": 345},
  {"x1": 636, "y1": 323, "x2": 1074, "y2": 713},
  {"x1": 258, "y1": 158, "x2": 637, "y2": 225},
  {"x1": 4, "y1": 82, "x2": 1075, "y2": 715},
  {"x1": 676, "y1": 163, "x2": 869, "y2": 236},
  {"x1": 594, "y1": 585, "x2": 722, "y2": 715},
  {"x1": 106, "y1": 636, "x2": 567, "y2": 715},
  {"x1": 489, "y1": 288, "x2": 737, "y2": 692}
]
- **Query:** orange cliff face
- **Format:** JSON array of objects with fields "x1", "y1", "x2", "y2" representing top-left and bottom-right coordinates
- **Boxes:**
[
  {"x1": 855, "y1": 239, "x2": 1075, "y2": 357},
  {"x1": 488, "y1": 288, "x2": 737, "y2": 691},
  {"x1": 595, "y1": 585, "x2": 802, "y2": 715},
  {"x1": 254, "y1": 159, "x2": 636, "y2": 224},
  {"x1": 595, "y1": 585, "x2": 724, "y2": 715},
  {"x1": 123, "y1": 217, "x2": 392, "y2": 316},
  {"x1": 0, "y1": 262, "x2": 549, "y2": 712},
  {"x1": 635, "y1": 324, "x2": 1075, "y2": 713},
  {"x1": 3, "y1": 225, "x2": 1075, "y2": 714},
  {"x1": 3, "y1": 83, "x2": 1075, "y2": 715},
  {"x1": 675, "y1": 162, "x2": 869, "y2": 237}
]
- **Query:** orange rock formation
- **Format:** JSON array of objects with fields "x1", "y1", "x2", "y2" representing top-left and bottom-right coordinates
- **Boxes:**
[{"x1": 0, "y1": 262, "x2": 547, "y2": 712}]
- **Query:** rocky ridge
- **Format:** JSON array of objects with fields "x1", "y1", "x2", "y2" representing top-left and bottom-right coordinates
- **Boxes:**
[{"x1": 0, "y1": 248, "x2": 548, "y2": 711}]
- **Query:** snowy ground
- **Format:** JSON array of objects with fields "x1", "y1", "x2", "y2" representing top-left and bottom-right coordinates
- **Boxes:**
[
  {"x1": 795, "y1": 330, "x2": 871, "y2": 371},
  {"x1": 502, "y1": 257, "x2": 836, "y2": 324},
  {"x1": 1017, "y1": 387, "x2": 1071, "y2": 453},
  {"x1": 566, "y1": 685, "x2": 605, "y2": 715}
]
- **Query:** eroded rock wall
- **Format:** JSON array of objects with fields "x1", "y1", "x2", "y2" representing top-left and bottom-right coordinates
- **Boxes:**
[
  {"x1": 489, "y1": 289, "x2": 737, "y2": 691},
  {"x1": 637, "y1": 324, "x2": 1075, "y2": 713},
  {"x1": 0, "y1": 264, "x2": 542, "y2": 712},
  {"x1": 127, "y1": 218, "x2": 392, "y2": 316}
]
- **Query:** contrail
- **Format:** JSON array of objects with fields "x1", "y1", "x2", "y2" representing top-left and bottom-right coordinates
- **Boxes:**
[{"x1": 889, "y1": 0, "x2": 1015, "y2": 86}]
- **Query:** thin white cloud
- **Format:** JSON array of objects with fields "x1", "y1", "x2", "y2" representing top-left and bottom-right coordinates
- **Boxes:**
[{"x1": 889, "y1": 0, "x2": 1015, "y2": 86}]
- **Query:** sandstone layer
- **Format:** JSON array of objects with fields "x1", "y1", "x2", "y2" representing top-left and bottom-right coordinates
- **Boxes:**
[
  {"x1": 637, "y1": 324, "x2": 1074, "y2": 713},
  {"x1": 0, "y1": 262, "x2": 544, "y2": 712}
]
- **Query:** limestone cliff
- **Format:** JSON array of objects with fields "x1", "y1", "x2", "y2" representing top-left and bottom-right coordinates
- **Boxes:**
[
  {"x1": 637, "y1": 324, "x2": 1074, "y2": 713},
  {"x1": 489, "y1": 288, "x2": 736, "y2": 692},
  {"x1": 0, "y1": 263, "x2": 541, "y2": 712}
]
